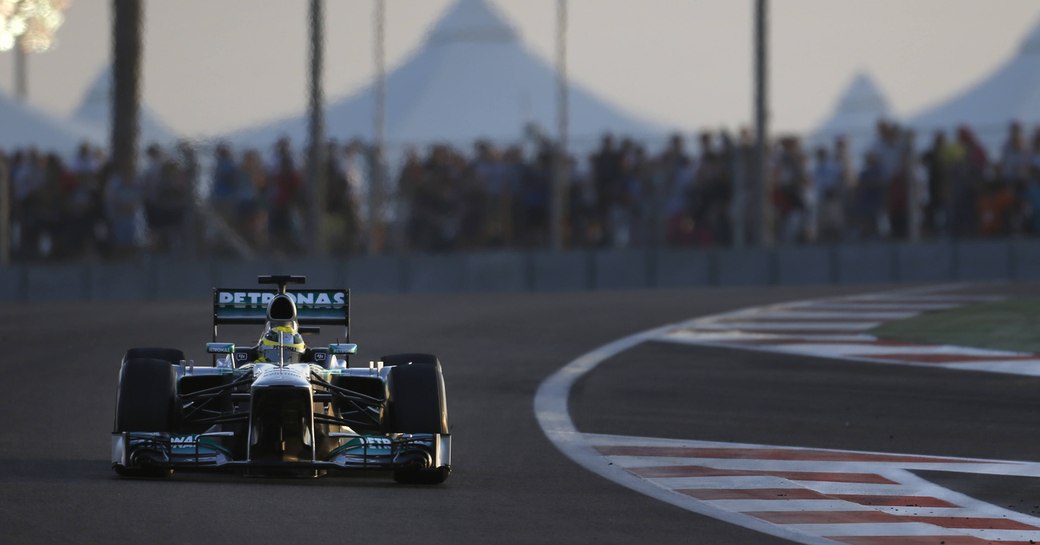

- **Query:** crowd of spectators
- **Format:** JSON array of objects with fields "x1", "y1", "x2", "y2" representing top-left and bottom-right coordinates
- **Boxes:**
[{"x1": 2, "y1": 119, "x2": 1040, "y2": 262}]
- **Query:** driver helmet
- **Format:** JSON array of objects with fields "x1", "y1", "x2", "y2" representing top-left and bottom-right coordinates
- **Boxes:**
[{"x1": 258, "y1": 324, "x2": 305, "y2": 364}]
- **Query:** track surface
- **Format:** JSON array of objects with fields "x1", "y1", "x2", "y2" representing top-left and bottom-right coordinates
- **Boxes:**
[{"x1": 2, "y1": 284, "x2": 1034, "y2": 544}]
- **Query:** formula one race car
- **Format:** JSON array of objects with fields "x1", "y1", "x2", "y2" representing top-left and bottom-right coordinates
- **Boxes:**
[{"x1": 111, "y1": 275, "x2": 450, "y2": 484}]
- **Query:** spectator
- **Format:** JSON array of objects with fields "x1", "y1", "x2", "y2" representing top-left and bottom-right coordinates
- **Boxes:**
[
  {"x1": 104, "y1": 170, "x2": 143, "y2": 257},
  {"x1": 772, "y1": 136, "x2": 810, "y2": 244},
  {"x1": 210, "y1": 142, "x2": 240, "y2": 218},
  {"x1": 138, "y1": 144, "x2": 163, "y2": 234},
  {"x1": 950, "y1": 126, "x2": 989, "y2": 237},
  {"x1": 12, "y1": 149, "x2": 46, "y2": 258},
  {"x1": 812, "y1": 145, "x2": 845, "y2": 242},
  {"x1": 922, "y1": 131, "x2": 952, "y2": 236},
  {"x1": 856, "y1": 152, "x2": 886, "y2": 239},
  {"x1": 267, "y1": 138, "x2": 305, "y2": 254},
  {"x1": 324, "y1": 140, "x2": 360, "y2": 253},
  {"x1": 999, "y1": 122, "x2": 1030, "y2": 234},
  {"x1": 472, "y1": 140, "x2": 510, "y2": 247},
  {"x1": 238, "y1": 149, "x2": 268, "y2": 249}
]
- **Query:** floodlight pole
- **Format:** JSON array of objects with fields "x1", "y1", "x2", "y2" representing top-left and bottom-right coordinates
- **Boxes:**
[
  {"x1": 308, "y1": 0, "x2": 328, "y2": 256},
  {"x1": 13, "y1": 38, "x2": 27, "y2": 102},
  {"x1": 372, "y1": 0, "x2": 386, "y2": 255},
  {"x1": 753, "y1": 0, "x2": 772, "y2": 247},
  {"x1": 552, "y1": 0, "x2": 569, "y2": 252},
  {"x1": 111, "y1": 0, "x2": 143, "y2": 183},
  {"x1": 0, "y1": 158, "x2": 9, "y2": 266}
]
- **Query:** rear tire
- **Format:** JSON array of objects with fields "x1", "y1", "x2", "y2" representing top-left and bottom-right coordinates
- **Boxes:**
[
  {"x1": 387, "y1": 360, "x2": 450, "y2": 485},
  {"x1": 123, "y1": 347, "x2": 185, "y2": 366},
  {"x1": 379, "y1": 353, "x2": 440, "y2": 367}
]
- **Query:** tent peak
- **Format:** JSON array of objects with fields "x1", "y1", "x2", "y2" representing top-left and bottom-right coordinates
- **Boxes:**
[
  {"x1": 836, "y1": 71, "x2": 890, "y2": 116},
  {"x1": 425, "y1": 0, "x2": 519, "y2": 47},
  {"x1": 1019, "y1": 14, "x2": 1040, "y2": 55}
]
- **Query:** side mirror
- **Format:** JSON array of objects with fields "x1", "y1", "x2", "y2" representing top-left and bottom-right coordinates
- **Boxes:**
[
  {"x1": 329, "y1": 343, "x2": 358, "y2": 355},
  {"x1": 206, "y1": 342, "x2": 236, "y2": 354}
]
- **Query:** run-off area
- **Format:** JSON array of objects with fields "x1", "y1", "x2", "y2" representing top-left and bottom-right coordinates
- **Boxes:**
[{"x1": 569, "y1": 341, "x2": 1040, "y2": 516}]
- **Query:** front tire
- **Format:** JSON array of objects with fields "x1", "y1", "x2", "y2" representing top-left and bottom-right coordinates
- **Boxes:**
[
  {"x1": 113, "y1": 357, "x2": 177, "y2": 478},
  {"x1": 386, "y1": 360, "x2": 450, "y2": 484}
]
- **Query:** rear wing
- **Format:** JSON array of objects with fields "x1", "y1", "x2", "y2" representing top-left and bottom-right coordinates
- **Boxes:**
[{"x1": 212, "y1": 287, "x2": 350, "y2": 340}]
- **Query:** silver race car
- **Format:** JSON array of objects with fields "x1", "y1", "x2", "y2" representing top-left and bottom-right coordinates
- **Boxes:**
[{"x1": 111, "y1": 275, "x2": 451, "y2": 484}]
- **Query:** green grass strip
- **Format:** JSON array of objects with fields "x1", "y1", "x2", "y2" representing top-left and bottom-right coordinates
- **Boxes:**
[{"x1": 869, "y1": 299, "x2": 1040, "y2": 354}]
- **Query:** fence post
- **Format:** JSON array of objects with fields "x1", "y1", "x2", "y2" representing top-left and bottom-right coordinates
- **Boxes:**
[{"x1": 0, "y1": 158, "x2": 9, "y2": 266}]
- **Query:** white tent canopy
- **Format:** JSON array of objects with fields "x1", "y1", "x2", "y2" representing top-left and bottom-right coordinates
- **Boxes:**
[
  {"x1": 809, "y1": 71, "x2": 895, "y2": 164},
  {"x1": 813, "y1": 72, "x2": 893, "y2": 143},
  {"x1": 909, "y1": 15, "x2": 1040, "y2": 151},
  {"x1": 228, "y1": 0, "x2": 660, "y2": 152},
  {"x1": 0, "y1": 88, "x2": 96, "y2": 154},
  {"x1": 72, "y1": 66, "x2": 178, "y2": 147}
]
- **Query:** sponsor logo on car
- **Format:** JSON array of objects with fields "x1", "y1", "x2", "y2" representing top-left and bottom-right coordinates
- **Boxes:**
[{"x1": 217, "y1": 291, "x2": 346, "y2": 307}]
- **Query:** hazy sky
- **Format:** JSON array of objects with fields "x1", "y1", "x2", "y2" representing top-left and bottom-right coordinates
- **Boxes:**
[{"x1": 1, "y1": 0, "x2": 1038, "y2": 139}]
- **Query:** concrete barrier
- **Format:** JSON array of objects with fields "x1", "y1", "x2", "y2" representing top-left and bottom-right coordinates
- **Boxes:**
[
  {"x1": 153, "y1": 259, "x2": 215, "y2": 299},
  {"x1": 776, "y1": 246, "x2": 833, "y2": 285},
  {"x1": 895, "y1": 242, "x2": 954, "y2": 283},
  {"x1": 87, "y1": 263, "x2": 150, "y2": 301},
  {"x1": 25, "y1": 263, "x2": 88, "y2": 302},
  {"x1": 5, "y1": 240, "x2": 1040, "y2": 302},
  {"x1": 406, "y1": 254, "x2": 468, "y2": 293},
  {"x1": 1012, "y1": 240, "x2": 1040, "y2": 281},
  {"x1": 344, "y1": 255, "x2": 404, "y2": 293},
  {"x1": 956, "y1": 240, "x2": 1011, "y2": 281},
  {"x1": 0, "y1": 265, "x2": 25, "y2": 302},
  {"x1": 654, "y1": 250, "x2": 712, "y2": 288},
  {"x1": 836, "y1": 244, "x2": 894, "y2": 284},
  {"x1": 594, "y1": 250, "x2": 649, "y2": 290},
  {"x1": 716, "y1": 250, "x2": 773, "y2": 286},
  {"x1": 465, "y1": 252, "x2": 528, "y2": 292},
  {"x1": 531, "y1": 251, "x2": 590, "y2": 292}
]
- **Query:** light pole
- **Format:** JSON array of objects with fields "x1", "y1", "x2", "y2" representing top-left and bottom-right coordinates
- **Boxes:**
[
  {"x1": 0, "y1": 158, "x2": 9, "y2": 266},
  {"x1": 753, "y1": 0, "x2": 772, "y2": 247},
  {"x1": 552, "y1": 0, "x2": 569, "y2": 252},
  {"x1": 307, "y1": 0, "x2": 327, "y2": 256},
  {"x1": 111, "y1": 0, "x2": 142, "y2": 184},
  {"x1": 371, "y1": 0, "x2": 386, "y2": 255},
  {"x1": 13, "y1": 38, "x2": 26, "y2": 101}
]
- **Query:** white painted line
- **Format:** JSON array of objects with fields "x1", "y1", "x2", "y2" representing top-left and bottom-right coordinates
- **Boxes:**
[
  {"x1": 948, "y1": 361, "x2": 1040, "y2": 376},
  {"x1": 737, "y1": 310, "x2": 921, "y2": 320},
  {"x1": 797, "y1": 303, "x2": 959, "y2": 311},
  {"x1": 709, "y1": 500, "x2": 869, "y2": 512},
  {"x1": 691, "y1": 322, "x2": 881, "y2": 332},
  {"x1": 843, "y1": 294, "x2": 1004, "y2": 303},
  {"x1": 782, "y1": 522, "x2": 960, "y2": 537},
  {"x1": 770, "y1": 344, "x2": 1029, "y2": 358},
  {"x1": 664, "y1": 330, "x2": 876, "y2": 343},
  {"x1": 647, "y1": 476, "x2": 802, "y2": 490}
]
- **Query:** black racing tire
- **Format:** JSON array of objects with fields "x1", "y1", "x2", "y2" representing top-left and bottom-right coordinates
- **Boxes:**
[
  {"x1": 114, "y1": 357, "x2": 177, "y2": 478},
  {"x1": 114, "y1": 358, "x2": 176, "y2": 433},
  {"x1": 393, "y1": 466, "x2": 450, "y2": 485},
  {"x1": 123, "y1": 347, "x2": 185, "y2": 366},
  {"x1": 387, "y1": 360, "x2": 450, "y2": 485},
  {"x1": 387, "y1": 361, "x2": 448, "y2": 435},
  {"x1": 379, "y1": 353, "x2": 440, "y2": 367}
]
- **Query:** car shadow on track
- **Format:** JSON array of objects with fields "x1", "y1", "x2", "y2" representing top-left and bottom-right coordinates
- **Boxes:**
[{"x1": 0, "y1": 458, "x2": 437, "y2": 489}]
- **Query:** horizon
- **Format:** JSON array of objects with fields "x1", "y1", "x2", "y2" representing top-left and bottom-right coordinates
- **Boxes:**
[{"x1": 0, "y1": 0, "x2": 1038, "y2": 142}]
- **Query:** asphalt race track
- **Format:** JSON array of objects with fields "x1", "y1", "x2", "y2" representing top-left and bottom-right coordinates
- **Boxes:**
[{"x1": 3, "y1": 284, "x2": 1036, "y2": 544}]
